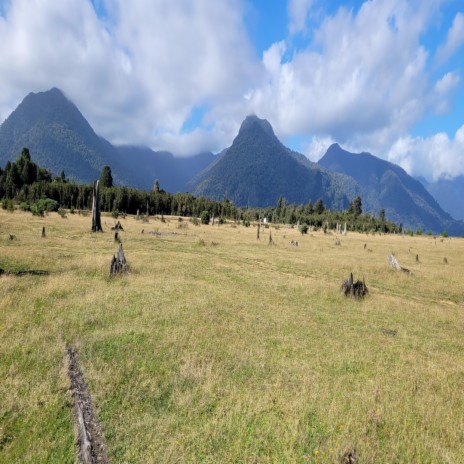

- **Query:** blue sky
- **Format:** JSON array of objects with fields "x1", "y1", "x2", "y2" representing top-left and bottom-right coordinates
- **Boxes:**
[{"x1": 0, "y1": 0, "x2": 463, "y2": 180}]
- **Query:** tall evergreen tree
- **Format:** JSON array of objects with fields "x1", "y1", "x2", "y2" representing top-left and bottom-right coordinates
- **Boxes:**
[{"x1": 99, "y1": 165, "x2": 113, "y2": 188}]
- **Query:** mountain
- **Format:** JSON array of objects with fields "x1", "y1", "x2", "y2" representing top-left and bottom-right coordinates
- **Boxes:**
[
  {"x1": 422, "y1": 176, "x2": 464, "y2": 221},
  {"x1": 189, "y1": 115, "x2": 352, "y2": 209},
  {"x1": 0, "y1": 87, "x2": 137, "y2": 185},
  {"x1": 115, "y1": 146, "x2": 214, "y2": 192},
  {"x1": 0, "y1": 88, "x2": 213, "y2": 190},
  {"x1": 318, "y1": 143, "x2": 464, "y2": 234}
]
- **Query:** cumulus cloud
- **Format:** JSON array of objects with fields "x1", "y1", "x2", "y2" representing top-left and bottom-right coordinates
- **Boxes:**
[
  {"x1": 248, "y1": 0, "x2": 448, "y2": 147},
  {"x1": 0, "y1": 0, "x2": 261, "y2": 153},
  {"x1": 387, "y1": 125, "x2": 464, "y2": 181}
]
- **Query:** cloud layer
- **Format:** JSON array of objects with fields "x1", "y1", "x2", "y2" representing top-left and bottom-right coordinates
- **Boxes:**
[{"x1": 0, "y1": 0, "x2": 463, "y2": 178}]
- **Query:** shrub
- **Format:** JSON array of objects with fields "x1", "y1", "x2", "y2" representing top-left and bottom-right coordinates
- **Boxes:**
[
  {"x1": 19, "y1": 202, "x2": 31, "y2": 212},
  {"x1": 300, "y1": 224, "x2": 309, "y2": 235},
  {"x1": 190, "y1": 217, "x2": 200, "y2": 226},
  {"x1": 200, "y1": 211, "x2": 210, "y2": 225},
  {"x1": 112, "y1": 209, "x2": 120, "y2": 219},
  {"x1": 31, "y1": 198, "x2": 59, "y2": 216},
  {"x1": 242, "y1": 220, "x2": 250, "y2": 227},
  {"x1": 442, "y1": 230, "x2": 448, "y2": 238}
]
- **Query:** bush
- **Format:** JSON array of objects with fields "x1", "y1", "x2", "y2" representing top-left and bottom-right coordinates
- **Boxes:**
[
  {"x1": 112, "y1": 209, "x2": 120, "y2": 219},
  {"x1": 300, "y1": 224, "x2": 309, "y2": 235},
  {"x1": 57, "y1": 208, "x2": 67, "y2": 218},
  {"x1": 20, "y1": 202, "x2": 31, "y2": 212},
  {"x1": 242, "y1": 220, "x2": 250, "y2": 227},
  {"x1": 442, "y1": 230, "x2": 448, "y2": 238},
  {"x1": 200, "y1": 211, "x2": 210, "y2": 225},
  {"x1": 2, "y1": 199, "x2": 14, "y2": 212},
  {"x1": 190, "y1": 217, "x2": 200, "y2": 226},
  {"x1": 31, "y1": 198, "x2": 59, "y2": 216}
]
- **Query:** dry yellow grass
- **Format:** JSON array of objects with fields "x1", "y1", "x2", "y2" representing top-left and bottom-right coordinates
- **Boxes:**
[{"x1": 0, "y1": 209, "x2": 463, "y2": 463}]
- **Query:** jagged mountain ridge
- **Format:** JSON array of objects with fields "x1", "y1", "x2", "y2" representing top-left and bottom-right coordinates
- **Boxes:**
[
  {"x1": 190, "y1": 115, "x2": 352, "y2": 210},
  {"x1": 318, "y1": 143, "x2": 464, "y2": 233}
]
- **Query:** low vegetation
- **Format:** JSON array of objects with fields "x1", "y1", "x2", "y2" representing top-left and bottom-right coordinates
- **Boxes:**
[{"x1": 0, "y1": 208, "x2": 463, "y2": 463}]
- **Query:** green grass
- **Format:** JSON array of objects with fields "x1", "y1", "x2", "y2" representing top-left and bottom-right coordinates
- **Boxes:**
[{"x1": 0, "y1": 210, "x2": 463, "y2": 463}]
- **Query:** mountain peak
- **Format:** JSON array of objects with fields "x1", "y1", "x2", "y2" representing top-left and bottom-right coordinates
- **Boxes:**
[{"x1": 238, "y1": 115, "x2": 275, "y2": 138}]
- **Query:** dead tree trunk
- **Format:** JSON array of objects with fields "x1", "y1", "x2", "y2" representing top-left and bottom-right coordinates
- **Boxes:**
[
  {"x1": 41, "y1": 226, "x2": 46, "y2": 238},
  {"x1": 269, "y1": 229, "x2": 273, "y2": 245},
  {"x1": 341, "y1": 273, "x2": 368, "y2": 298},
  {"x1": 91, "y1": 180, "x2": 102, "y2": 232},
  {"x1": 257, "y1": 223, "x2": 260, "y2": 239}
]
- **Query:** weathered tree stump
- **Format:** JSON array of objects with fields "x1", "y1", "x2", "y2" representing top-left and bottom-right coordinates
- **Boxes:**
[
  {"x1": 114, "y1": 231, "x2": 120, "y2": 243},
  {"x1": 269, "y1": 229, "x2": 273, "y2": 245},
  {"x1": 91, "y1": 180, "x2": 102, "y2": 232},
  {"x1": 388, "y1": 253, "x2": 410, "y2": 274},
  {"x1": 257, "y1": 223, "x2": 260, "y2": 239},
  {"x1": 111, "y1": 221, "x2": 124, "y2": 231},
  {"x1": 341, "y1": 273, "x2": 368, "y2": 298},
  {"x1": 41, "y1": 226, "x2": 46, "y2": 238},
  {"x1": 110, "y1": 243, "x2": 128, "y2": 275},
  {"x1": 443, "y1": 257, "x2": 448, "y2": 264}
]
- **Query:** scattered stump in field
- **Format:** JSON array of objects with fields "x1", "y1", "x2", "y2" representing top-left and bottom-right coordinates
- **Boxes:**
[
  {"x1": 335, "y1": 238, "x2": 341, "y2": 246},
  {"x1": 114, "y1": 231, "x2": 120, "y2": 243},
  {"x1": 341, "y1": 273, "x2": 368, "y2": 298},
  {"x1": 269, "y1": 230, "x2": 273, "y2": 245},
  {"x1": 141, "y1": 229, "x2": 144, "y2": 234},
  {"x1": 67, "y1": 347, "x2": 109, "y2": 464},
  {"x1": 340, "y1": 448, "x2": 358, "y2": 463},
  {"x1": 443, "y1": 257, "x2": 448, "y2": 264},
  {"x1": 91, "y1": 180, "x2": 102, "y2": 232},
  {"x1": 388, "y1": 253, "x2": 410, "y2": 274},
  {"x1": 381, "y1": 328, "x2": 397, "y2": 337},
  {"x1": 8, "y1": 234, "x2": 15, "y2": 241},
  {"x1": 110, "y1": 243, "x2": 128, "y2": 275},
  {"x1": 41, "y1": 226, "x2": 46, "y2": 238},
  {"x1": 111, "y1": 221, "x2": 124, "y2": 231},
  {"x1": 416, "y1": 254, "x2": 419, "y2": 263},
  {"x1": 257, "y1": 223, "x2": 260, "y2": 240}
]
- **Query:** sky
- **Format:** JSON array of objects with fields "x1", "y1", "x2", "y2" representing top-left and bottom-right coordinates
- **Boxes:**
[{"x1": 0, "y1": 0, "x2": 463, "y2": 181}]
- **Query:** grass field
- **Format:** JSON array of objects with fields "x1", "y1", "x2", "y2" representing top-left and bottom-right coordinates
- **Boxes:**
[{"x1": 0, "y1": 209, "x2": 463, "y2": 463}]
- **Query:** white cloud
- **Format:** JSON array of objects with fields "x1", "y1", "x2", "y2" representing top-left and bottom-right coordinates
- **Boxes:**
[
  {"x1": 436, "y1": 12, "x2": 464, "y2": 65},
  {"x1": 247, "y1": 0, "x2": 449, "y2": 152},
  {"x1": 301, "y1": 135, "x2": 336, "y2": 162},
  {"x1": 387, "y1": 125, "x2": 464, "y2": 181},
  {"x1": 288, "y1": 0, "x2": 313, "y2": 35},
  {"x1": 0, "y1": 0, "x2": 261, "y2": 153}
]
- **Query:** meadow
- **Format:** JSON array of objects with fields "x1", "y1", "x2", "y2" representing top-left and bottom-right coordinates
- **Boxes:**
[{"x1": 0, "y1": 209, "x2": 463, "y2": 463}]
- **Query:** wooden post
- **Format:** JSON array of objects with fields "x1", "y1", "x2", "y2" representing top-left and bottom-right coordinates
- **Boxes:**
[{"x1": 91, "y1": 180, "x2": 102, "y2": 232}]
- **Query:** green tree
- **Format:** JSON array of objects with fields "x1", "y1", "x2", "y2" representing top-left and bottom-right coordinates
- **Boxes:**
[
  {"x1": 314, "y1": 198, "x2": 325, "y2": 214},
  {"x1": 153, "y1": 179, "x2": 160, "y2": 193},
  {"x1": 99, "y1": 165, "x2": 113, "y2": 188},
  {"x1": 349, "y1": 196, "x2": 362, "y2": 217}
]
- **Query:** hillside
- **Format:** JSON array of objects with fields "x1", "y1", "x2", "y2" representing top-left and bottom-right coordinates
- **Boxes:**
[
  {"x1": 0, "y1": 88, "x2": 213, "y2": 190},
  {"x1": 116, "y1": 146, "x2": 214, "y2": 192},
  {"x1": 423, "y1": 175, "x2": 464, "y2": 221},
  {"x1": 318, "y1": 143, "x2": 464, "y2": 234},
  {"x1": 190, "y1": 115, "x2": 351, "y2": 209}
]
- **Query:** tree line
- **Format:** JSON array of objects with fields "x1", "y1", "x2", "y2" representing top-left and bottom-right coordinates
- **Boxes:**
[{"x1": 0, "y1": 148, "x2": 400, "y2": 233}]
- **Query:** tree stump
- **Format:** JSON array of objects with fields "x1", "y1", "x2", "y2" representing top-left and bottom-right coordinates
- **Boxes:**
[
  {"x1": 341, "y1": 273, "x2": 368, "y2": 298},
  {"x1": 91, "y1": 180, "x2": 102, "y2": 232},
  {"x1": 269, "y1": 229, "x2": 273, "y2": 245},
  {"x1": 257, "y1": 223, "x2": 260, "y2": 239},
  {"x1": 41, "y1": 226, "x2": 46, "y2": 238},
  {"x1": 110, "y1": 243, "x2": 128, "y2": 275}
]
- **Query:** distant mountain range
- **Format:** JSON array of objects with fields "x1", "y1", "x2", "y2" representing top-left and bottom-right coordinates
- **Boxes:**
[{"x1": 0, "y1": 87, "x2": 463, "y2": 234}]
